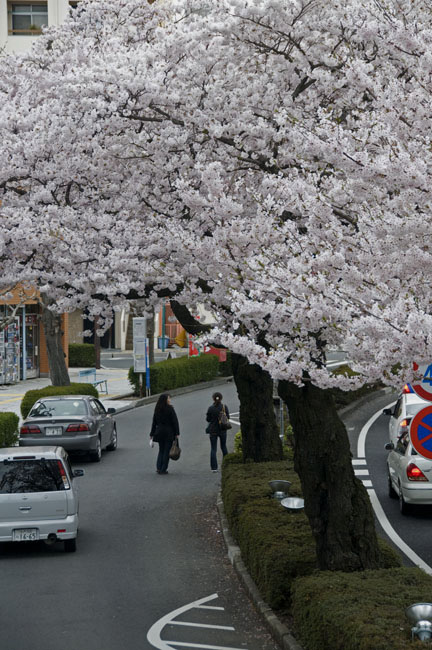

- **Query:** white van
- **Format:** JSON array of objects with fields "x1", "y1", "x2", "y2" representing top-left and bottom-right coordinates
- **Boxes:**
[{"x1": 0, "y1": 446, "x2": 84, "y2": 552}]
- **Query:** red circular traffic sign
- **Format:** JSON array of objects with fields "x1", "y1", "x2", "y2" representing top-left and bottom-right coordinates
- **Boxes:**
[{"x1": 410, "y1": 406, "x2": 432, "y2": 459}]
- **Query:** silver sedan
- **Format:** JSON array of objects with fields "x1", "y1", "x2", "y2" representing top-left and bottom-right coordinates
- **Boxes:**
[{"x1": 19, "y1": 395, "x2": 118, "y2": 462}]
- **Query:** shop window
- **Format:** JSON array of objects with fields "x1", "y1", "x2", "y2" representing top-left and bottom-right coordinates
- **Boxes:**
[{"x1": 8, "y1": 2, "x2": 48, "y2": 36}]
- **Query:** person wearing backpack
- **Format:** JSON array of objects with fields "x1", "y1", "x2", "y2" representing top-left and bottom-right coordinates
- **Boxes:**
[{"x1": 205, "y1": 392, "x2": 230, "y2": 472}]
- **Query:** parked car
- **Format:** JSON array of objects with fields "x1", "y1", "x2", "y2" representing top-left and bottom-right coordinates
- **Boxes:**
[
  {"x1": 385, "y1": 433, "x2": 432, "y2": 514},
  {"x1": 382, "y1": 385, "x2": 428, "y2": 445},
  {"x1": 0, "y1": 446, "x2": 84, "y2": 552},
  {"x1": 19, "y1": 395, "x2": 117, "y2": 462}
]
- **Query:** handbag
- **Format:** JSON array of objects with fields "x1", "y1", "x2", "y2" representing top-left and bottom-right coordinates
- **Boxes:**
[
  {"x1": 169, "y1": 437, "x2": 181, "y2": 461},
  {"x1": 218, "y1": 404, "x2": 232, "y2": 430}
]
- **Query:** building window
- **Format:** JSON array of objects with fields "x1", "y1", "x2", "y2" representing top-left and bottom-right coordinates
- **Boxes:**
[{"x1": 8, "y1": 3, "x2": 48, "y2": 36}]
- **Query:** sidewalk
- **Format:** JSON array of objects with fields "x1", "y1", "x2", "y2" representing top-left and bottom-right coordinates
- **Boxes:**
[{"x1": 0, "y1": 366, "x2": 134, "y2": 420}]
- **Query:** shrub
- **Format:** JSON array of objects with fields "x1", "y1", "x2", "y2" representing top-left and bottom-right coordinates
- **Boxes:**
[
  {"x1": 0, "y1": 412, "x2": 19, "y2": 447},
  {"x1": 292, "y1": 567, "x2": 431, "y2": 650},
  {"x1": 68, "y1": 343, "x2": 96, "y2": 367},
  {"x1": 221, "y1": 459, "x2": 401, "y2": 610},
  {"x1": 21, "y1": 383, "x2": 99, "y2": 419},
  {"x1": 128, "y1": 354, "x2": 219, "y2": 395},
  {"x1": 219, "y1": 351, "x2": 232, "y2": 376}
]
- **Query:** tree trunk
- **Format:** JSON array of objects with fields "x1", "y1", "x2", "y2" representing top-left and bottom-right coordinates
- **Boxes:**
[
  {"x1": 231, "y1": 352, "x2": 283, "y2": 462},
  {"x1": 40, "y1": 295, "x2": 70, "y2": 386},
  {"x1": 278, "y1": 379, "x2": 381, "y2": 571},
  {"x1": 94, "y1": 316, "x2": 101, "y2": 369}
]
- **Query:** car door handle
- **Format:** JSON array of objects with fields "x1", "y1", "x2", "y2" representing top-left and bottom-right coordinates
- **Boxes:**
[{"x1": 19, "y1": 506, "x2": 32, "y2": 511}]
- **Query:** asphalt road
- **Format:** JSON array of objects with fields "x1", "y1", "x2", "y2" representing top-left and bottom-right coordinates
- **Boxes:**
[
  {"x1": 0, "y1": 382, "x2": 281, "y2": 650},
  {"x1": 343, "y1": 391, "x2": 432, "y2": 570}
]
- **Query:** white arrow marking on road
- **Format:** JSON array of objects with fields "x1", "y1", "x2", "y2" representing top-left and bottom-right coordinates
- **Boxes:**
[
  {"x1": 356, "y1": 404, "x2": 432, "y2": 576},
  {"x1": 147, "y1": 593, "x2": 248, "y2": 650}
]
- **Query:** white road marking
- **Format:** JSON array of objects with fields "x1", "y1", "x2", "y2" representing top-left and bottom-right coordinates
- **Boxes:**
[
  {"x1": 354, "y1": 469, "x2": 369, "y2": 476},
  {"x1": 357, "y1": 401, "x2": 395, "y2": 458},
  {"x1": 356, "y1": 405, "x2": 432, "y2": 575},
  {"x1": 362, "y1": 480, "x2": 373, "y2": 487},
  {"x1": 147, "y1": 593, "x2": 248, "y2": 650},
  {"x1": 352, "y1": 459, "x2": 367, "y2": 465},
  {"x1": 169, "y1": 621, "x2": 235, "y2": 631}
]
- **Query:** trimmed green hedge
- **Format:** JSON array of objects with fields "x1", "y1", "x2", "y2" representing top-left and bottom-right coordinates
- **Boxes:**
[
  {"x1": 292, "y1": 567, "x2": 432, "y2": 650},
  {"x1": 68, "y1": 343, "x2": 96, "y2": 367},
  {"x1": 218, "y1": 351, "x2": 232, "y2": 376},
  {"x1": 128, "y1": 354, "x2": 219, "y2": 395},
  {"x1": 0, "y1": 412, "x2": 19, "y2": 447},
  {"x1": 21, "y1": 383, "x2": 99, "y2": 419},
  {"x1": 221, "y1": 457, "x2": 402, "y2": 610}
]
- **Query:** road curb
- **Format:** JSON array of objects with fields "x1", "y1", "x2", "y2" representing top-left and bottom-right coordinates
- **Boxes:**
[
  {"x1": 216, "y1": 494, "x2": 304, "y2": 650},
  {"x1": 109, "y1": 376, "x2": 234, "y2": 414}
]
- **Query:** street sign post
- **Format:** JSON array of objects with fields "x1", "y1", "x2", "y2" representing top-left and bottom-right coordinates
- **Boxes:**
[
  {"x1": 409, "y1": 406, "x2": 432, "y2": 460},
  {"x1": 133, "y1": 318, "x2": 148, "y2": 396}
]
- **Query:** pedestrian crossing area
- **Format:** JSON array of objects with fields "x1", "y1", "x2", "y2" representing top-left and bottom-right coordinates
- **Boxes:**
[{"x1": 352, "y1": 458, "x2": 372, "y2": 488}]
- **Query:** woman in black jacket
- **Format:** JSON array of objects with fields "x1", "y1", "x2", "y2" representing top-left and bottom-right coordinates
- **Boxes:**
[
  {"x1": 206, "y1": 392, "x2": 229, "y2": 472},
  {"x1": 150, "y1": 393, "x2": 180, "y2": 474}
]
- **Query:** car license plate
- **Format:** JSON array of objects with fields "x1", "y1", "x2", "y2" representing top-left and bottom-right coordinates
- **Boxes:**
[
  {"x1": 13, "y1": 528, "x2": 39, "y2": 542},
  {"x1": 45, "y1": 427, "x2": 62, "y2": 436}
]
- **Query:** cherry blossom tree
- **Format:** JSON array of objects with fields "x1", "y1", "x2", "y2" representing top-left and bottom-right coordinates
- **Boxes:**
[{"x1": 2, "y1": 0, "x2": 432, "y2": 569}]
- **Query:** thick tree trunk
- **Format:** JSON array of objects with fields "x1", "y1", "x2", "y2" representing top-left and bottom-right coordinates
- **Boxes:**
[
  {"x1": 231, "y1": 352, "x2": 283, "y2": 462},
  {"x1": 278, "y1": 379, "x2": 381, "y2": 571},
  {"x1": 40, "y1": 295, "x2": 70, "y2": 386}
]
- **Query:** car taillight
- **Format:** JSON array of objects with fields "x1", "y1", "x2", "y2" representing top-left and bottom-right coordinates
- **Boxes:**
[
  {"x1": 407, "y1": 463, "x2": 428, "y2": 481},
  {"x1": 57, "y1": 461, "x2": 70, "y2": 489},
  {"x1": 399, "y1": 418, "x2": 411, "y2": 429},
  {"x1": 66, "y1": 423, "x2": 90, "y2": 432},
  {"x1": 20, "y1": 425, "x2": 42, "y2": 434}
]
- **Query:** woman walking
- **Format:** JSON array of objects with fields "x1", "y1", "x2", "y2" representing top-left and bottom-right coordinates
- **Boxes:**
[
  {"x1": 150, "y1": 393, "x2": 180, "y2": 474},
  {"x1": 206, "y1": 392, "x2": 229, "y2": 472}
]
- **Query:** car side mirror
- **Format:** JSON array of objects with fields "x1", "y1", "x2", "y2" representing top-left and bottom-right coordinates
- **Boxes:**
[
  {"x1": 382, "y1": 408, "x2": 392, "y2": 416},
  {"x1": 107, "y1": 408, "x2": 116, "y2": 414},
  {"x1": 73, "y1": 469, "x2": 85, "y2": 478},
  {"x1": 384, "y1": 442, "x2": 394, "y2": 451}
]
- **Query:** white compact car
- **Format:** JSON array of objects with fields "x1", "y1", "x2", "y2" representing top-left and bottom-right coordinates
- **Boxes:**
[
  {"x1": 383, "y1": 388, "x2": 429, "y2": 446},
  {"x1": 0, "y1": 446, "x2": 84, "y2": 552},
  {"x1": 386, "y1": 433, "x2": 432, "y2": 514}
]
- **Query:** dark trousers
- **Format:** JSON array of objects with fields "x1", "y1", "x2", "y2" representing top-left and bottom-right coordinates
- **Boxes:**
[
  {"x1": 210, "y1": 432, "x2": 228, "y2": 470},
  {"x1": 157, "y1": 438, "x2": 172, "y2": 473}
]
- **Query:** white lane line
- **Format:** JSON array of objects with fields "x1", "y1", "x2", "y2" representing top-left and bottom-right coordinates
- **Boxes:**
[
  {"x1": 166, "y1": 641, "x2": 245, "y2": 650},
  {"x1": 169, "y1": 621, "x2": 235, "y2": 631},
  {"x1": 147, "y1": 593, "x2": 248, "y2": 650},
  {"x1": 357, "y1": 401, "x2": 395, "y2": 458},
  {"x1": 352, "y1": 459, "x2": 367, "y2": 465},
  {"x1": 354, "y1": 469, "x2": 369, "y2": 476},
  {"x1": 368, "y1": 489, "x2": 432, "y2": 575},
  {"x1": 362, "y1": 480, "x2": 373, "y2": 487},
  {"x1": 358, "y1": 407, "x2": 432, "y2": 575}
]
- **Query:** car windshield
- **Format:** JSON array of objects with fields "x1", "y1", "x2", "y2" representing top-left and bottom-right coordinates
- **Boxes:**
[
  {"x1": 0, "y1": 460, "x2": 66, "y2": 493},
  {"x1": 29, "y1": 400, "x2": 87, "y2": 417}
]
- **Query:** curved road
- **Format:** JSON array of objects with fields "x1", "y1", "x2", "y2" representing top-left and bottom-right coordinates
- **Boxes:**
[
  {"x1": 344, "y1": 391, "x2": 432, "y2": 572},
  {"x1": 0, "y1": 382, "x2": 280, "y2": 650}
]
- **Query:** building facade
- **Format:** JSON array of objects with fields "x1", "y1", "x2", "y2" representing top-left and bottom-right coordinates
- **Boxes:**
[{"x1": 0, "y1": 1, "x2": 79, "y2": 53}]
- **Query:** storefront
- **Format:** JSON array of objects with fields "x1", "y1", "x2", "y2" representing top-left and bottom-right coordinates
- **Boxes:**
[{"x1": 0, "y1": 303, "x2": 40, "y2": 383}]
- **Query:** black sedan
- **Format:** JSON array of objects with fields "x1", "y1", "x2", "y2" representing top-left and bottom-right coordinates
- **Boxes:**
[{"x1": 19, "y1": 395, "x2": 117, "y2": 462}]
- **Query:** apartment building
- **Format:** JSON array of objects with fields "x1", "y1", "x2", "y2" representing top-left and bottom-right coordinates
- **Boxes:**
[{"x1": 0, "y1": 1, "x2": 80, "y2": 53}]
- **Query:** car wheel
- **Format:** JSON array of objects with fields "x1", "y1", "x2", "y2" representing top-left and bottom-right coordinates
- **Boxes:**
[
  {"x1": 399, "y1": 485, "x2": 411, "y2": 515},
  {"x1": 388, "y1": 471, "x2": 397, "y2": 499},
  {"x1": 90, "y1": 436, "x2": 102, "y2": 463},
  {"x1": 106, "y1": 426, "x2": 117, "y2": 451},
  {"x1": 64, "y1": 538, "x2": 77, "y2": 553}
]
